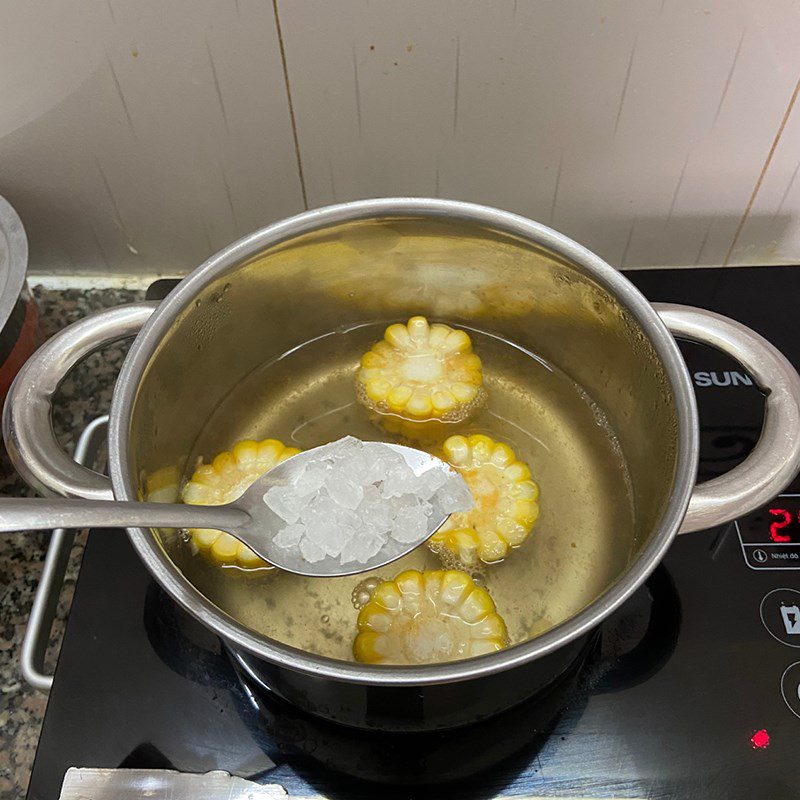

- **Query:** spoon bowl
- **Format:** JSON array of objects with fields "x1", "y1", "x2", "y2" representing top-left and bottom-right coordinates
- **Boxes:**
[{"x1": 230, "y1": 441, "x2": 459, "y2": 576}]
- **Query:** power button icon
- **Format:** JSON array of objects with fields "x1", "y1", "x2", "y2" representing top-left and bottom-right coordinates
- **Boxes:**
[{"x1": 760, "y1": 588, "x2": 800, "y2": 647}]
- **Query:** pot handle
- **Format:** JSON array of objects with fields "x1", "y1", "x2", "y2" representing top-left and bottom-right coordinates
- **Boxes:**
[
  {"x1": 654, "y1": 303, "x2": 800, "y2": 534},
  {"x1": 2, "y1": 302, "x2": 158, "y2": 501}
]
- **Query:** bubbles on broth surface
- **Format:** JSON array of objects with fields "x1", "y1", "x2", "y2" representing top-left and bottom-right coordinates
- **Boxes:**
[
  {"x1": 352, "y1": 576, "x2": 382, "y2": 610},
  {"x1": 428, "y1": 538, "x2": 484, "y2": 578},
  {"x1": 167, "y1": 321, "x2": 636, "y2": 664}
]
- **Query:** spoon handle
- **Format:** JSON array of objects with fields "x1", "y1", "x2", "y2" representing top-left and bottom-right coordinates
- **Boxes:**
[{"x1": 0, "y1": 498, "x2": 250, "y2": 534}]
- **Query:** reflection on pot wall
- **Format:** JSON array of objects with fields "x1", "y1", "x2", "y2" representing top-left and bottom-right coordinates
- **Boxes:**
[{"x1": 1, "y1": 0, "x2": 800, "y2": 276}]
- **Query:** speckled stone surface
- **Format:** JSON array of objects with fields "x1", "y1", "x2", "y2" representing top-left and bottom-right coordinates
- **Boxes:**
[{"x1": 0, "y1": 286, "x2": 143, "y2": 798}]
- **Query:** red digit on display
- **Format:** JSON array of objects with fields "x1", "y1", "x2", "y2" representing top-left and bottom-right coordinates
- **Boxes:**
[{"x1": 769, "y1": 508, "x2": 792, "y2": 543}]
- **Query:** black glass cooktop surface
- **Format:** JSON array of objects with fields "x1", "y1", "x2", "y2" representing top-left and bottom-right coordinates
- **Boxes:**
[{"x1": 26, "y1": 267, "x2": 800, "y2": 799}]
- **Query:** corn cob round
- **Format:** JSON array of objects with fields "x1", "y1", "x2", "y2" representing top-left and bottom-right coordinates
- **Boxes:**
[
  {"x1": 368, "y1": 413, "x2": 454, "y2": 447},
  {"x1": 356, "y1": 316, "x2": 486, "y2": 423},
  {"x1": 143, "y1": 465, "x2": 181, "y2": 504},
  {"x1": 429, "y1": 434, "x2": 539, "y2": 567},
  {"x1": 353, "y1": 568, "x2": 507, "y2": 665},
  {"x1": 181, "y1": 438, "x2": 301, "y2": 570}
]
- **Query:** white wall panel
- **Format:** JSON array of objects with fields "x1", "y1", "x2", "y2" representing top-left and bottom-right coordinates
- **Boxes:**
[
  {"x1": 280, "y1": 0, "x2": 800, "y2": 268},
  {"x1": 0, "y1": 0, "x2": 303, "y2": 275},
  {"x1": 1, "y1": 0, "x2": 799, "y2": 274}
]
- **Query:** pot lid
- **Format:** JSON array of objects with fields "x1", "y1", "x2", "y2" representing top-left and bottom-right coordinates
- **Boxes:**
[{"x1": 0, "y1": 194, "x2": 28, "y2": 327}]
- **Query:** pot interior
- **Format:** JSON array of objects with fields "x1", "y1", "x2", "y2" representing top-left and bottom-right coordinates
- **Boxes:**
[{"x1": 126, "y1": 212, "x2": 679, "y2": 665}]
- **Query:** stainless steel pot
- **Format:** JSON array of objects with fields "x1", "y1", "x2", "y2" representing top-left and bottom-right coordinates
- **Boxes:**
[{"x1": 6, "y1": 198, "x2": 800, "y2": 731}]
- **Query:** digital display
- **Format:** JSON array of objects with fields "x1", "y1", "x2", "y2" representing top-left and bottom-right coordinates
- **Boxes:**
[
  {"x1": 768, "y1": 508, "x2": 796, "y2": 542},
  {"x1": 738, "y1": 498, "x2": 800, "y2": 545}
]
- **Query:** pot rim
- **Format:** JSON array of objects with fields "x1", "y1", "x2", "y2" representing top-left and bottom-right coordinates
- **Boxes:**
[{"x1": 110, "y1": 197, "x2": 698, "y2": 686}]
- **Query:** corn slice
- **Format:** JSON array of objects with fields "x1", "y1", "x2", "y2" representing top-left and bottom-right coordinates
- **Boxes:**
[
  {"x1": 181, "y1": 438, "x2": 301, "y2": 570},
  {"x1": 353, "y1": 568, "x2": 507, "y2": 665},
  {"x1": 356, "y1": 317, "x2": 486, "y2": 424},
  {"x1": 369, "y1": 413, "x2": 460, "y2": 449},
  {"x1": 144, "y1": 465, "x2": 181, "y2": 504},
  {"x1": 429, "y1": 434, "x2": 540, "y2": 567}
]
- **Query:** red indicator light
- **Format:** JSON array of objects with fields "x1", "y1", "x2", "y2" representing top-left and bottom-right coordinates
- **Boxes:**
[
  {"x1": 750, "y1": 729, "x2": 770, "y2": 749},
  {"x1": 769, "y1": 508, "x2": 792, "y2": 543}
]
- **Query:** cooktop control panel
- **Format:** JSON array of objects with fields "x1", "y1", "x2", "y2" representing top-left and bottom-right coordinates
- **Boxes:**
[
  {"x1": 676, "y1": 317, "x2": 800, "y2": 734},
  {"x1": 738, "y1": 498, "x2": 800, "y2": 570}
]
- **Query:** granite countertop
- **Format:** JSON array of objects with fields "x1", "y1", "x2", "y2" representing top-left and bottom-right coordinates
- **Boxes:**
[{"x1": 0, "y1": 285, "x2": 143, "y2": 798}]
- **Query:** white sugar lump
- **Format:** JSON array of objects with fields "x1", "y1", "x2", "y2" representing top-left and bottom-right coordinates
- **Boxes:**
[
  {"x1": 301, "y1": 496, "x2": 347, "y2": 557},
  {"x1": 273, "y1": 523, "x2": 304, "y2": 549},
  {"x1": 339, "y1": 537, "x2": 365, "y2": 565},
  {"x1": 340, "y1": 531, "x2": 386, "y2": 564},
  {"x1": 299, "y1": 537, "x2": 326, "y2": 563},
  {"x1": 338, "y1": 450, "x2": 370, "y2": 484},
  {"x1": 263, "y1": 485, "x2": 305, "y2": 524},
  {"x1": 380, "y1": 459, "x2": 420, "y2": 498},
  {"x1": 416, "y1": 466, "x2": 448, "y2": 499},
  {"x1": 293, "y1": 462, "x2": 328, "y2": 496},
  {"x1": 311, "y1": 435, "x2": 361, "y2": 462},
  {"x1": 433, "y1": 473, "x2": 473, "y2": 513},
  {"x1": 325, "y1": 474, "x2": 364, "y2": 509},
  {"x1": 267, "y1": 437, "x2": 473, "y2": 568},
  {"x1": 391, "y1": 502, "x2": 432, "y2": 543}
]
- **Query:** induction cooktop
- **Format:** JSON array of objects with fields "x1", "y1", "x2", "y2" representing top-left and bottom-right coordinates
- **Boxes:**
[{"x1": 25, "y1": 266, "x2": 800, "y2": 799}]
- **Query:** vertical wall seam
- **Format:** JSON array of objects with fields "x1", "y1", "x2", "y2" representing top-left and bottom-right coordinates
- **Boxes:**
[
  {"x1": 271, "y1": 0, "x2": 309, "y2": 209},
  {"x1": 724, "y1": 72, "x2": 800, "y2": 265}
]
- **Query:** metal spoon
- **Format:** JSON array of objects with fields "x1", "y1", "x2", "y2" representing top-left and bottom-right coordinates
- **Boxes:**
[{"x1": 0, "y1": 442, "x2": 459, "y2": 577}]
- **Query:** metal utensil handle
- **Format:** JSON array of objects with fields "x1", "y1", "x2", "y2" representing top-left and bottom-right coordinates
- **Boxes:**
[
  {"x1": 2, "y1": 302, "x2": 158, "y2": 501},
  {"x1": 21, "y1": 415, "x2": 107, "y2": 693},
  {"x1": 655, "y1": 303, "x2": 800, "y2": 534},
  {"x1": 0, "y1": 497, "x2": 249, "y2": 533}
]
